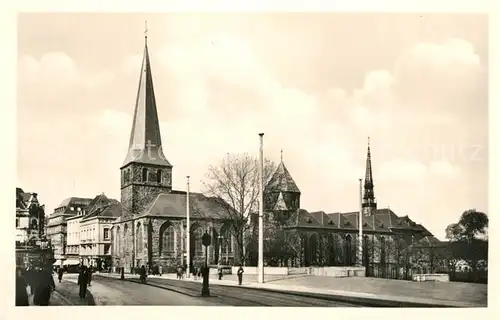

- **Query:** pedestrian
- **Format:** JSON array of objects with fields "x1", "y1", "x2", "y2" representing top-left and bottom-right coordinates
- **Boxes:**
[
  {"x1": 78, "y1": 266, "x2": 89, "y2": 299},
  {"x1": 140, "y1": 265, "x2": 147, "y2": 283},
  {"x1": 33, "y1": 265, "x2": 56, "y2": 306},
  {"x1": 120, "y1": 267, "x2": 125, "y2": 280},
  {"x1": 87, "y1": 266, "x2": 93, "y2": 287},
  {"x1": 57, "y1": 268, "x2": 64, "y2": 283},
  {"x1": 15, "y1": 268, "x2": 30, "y2": 306},
  {"x1": 197, "y1": 266, "x2": 202, "y2": 279},
  {"x1": 237, "y1": 265, "x2": 244, "y2": 285},
  {"x1": 158, "y1": 265, "x2": 162, "y2": 276},
  {"x1": 218, "y1": 265, "x2": 223, "y2": 280}
]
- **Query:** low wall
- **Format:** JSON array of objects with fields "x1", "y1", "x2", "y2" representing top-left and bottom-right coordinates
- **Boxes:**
[
  {"x1": 307, "y1": 267, "x2": 366, "y2": 277},
  {"x1": 232, "y1": 266, "x2": 365, "y2": 277},
  {"x1": 412, "y1": 273, "x2": 450, "y2": 282},
  {"x1": 231, "y1": 266, "x2": 289, "y2": 275}
]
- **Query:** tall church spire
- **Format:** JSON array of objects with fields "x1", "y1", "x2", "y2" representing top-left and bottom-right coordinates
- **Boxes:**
[
  {"x1": 362, "y1": 137, "x2": 377, "y2": 215},
  {"x1": 121, "y1": 26, "x2": 171, "y2": 169}
]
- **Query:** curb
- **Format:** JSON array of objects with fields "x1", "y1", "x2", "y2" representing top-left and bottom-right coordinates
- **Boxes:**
[{"x1": 52, "y1": 291, "x2": 75, "y2": 305}]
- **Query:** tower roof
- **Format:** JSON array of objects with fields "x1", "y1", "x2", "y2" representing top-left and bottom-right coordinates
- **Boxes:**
[
  {"x1": 265, "y1": 159, "x2": 301, "y2": 194},
  {"x1": 122, "y1": 32, "x2": 172, "y2": 169}
]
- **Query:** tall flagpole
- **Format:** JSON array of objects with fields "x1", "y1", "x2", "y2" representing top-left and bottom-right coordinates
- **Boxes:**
[
  {"x1": 258, "y1": 133, "x2": 265, "y2": 284},
  {"x1": 358, "y1": 178, "x2": 363, "y2": 267},
  {"x1": 186, "y1": 176, "x2": 191, "y2": 278}
]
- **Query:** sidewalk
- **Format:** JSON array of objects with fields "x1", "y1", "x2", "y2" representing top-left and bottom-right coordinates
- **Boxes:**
[{"x1": 97, "y1": 272, "x2": 486, "y2": 307}]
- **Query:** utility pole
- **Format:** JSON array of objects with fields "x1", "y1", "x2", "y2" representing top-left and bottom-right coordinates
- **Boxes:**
[
  {"x1": 186, "y1": 176, "x2": 191, "y2": 278},
  {"x1": 359, "y1": 178, "x2": 363, "y2": 267},
  {"x1": 258, "y1": 133, "x2": 264, "y2": 284}
]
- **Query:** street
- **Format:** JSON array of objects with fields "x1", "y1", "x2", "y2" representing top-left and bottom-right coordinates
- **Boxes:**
[{"x1": 52, "y1": 273, "x2": 359, "y2": 306}]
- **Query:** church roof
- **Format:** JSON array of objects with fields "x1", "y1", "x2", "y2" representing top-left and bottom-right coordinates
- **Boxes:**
[
  {"x1": 265, "y1": 161, "x2": 300, "y2": 194},
  {"x1": 136, "y1": 192, "x2": 234, "y2": 220},
  {"x1": 121, "y1": 35, "x2": 172, "y2": 169}
]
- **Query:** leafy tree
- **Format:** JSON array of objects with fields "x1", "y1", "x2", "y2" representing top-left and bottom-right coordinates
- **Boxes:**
[
  {"x1": 201, "y1": 153, "x2": 277, "y2": 264},
  {"x1": 445, "y1": 209, "x2": 488, "y2": 277}
]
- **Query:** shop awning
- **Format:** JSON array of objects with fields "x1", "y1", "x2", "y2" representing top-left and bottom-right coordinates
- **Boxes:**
[
  {"x1": 63, "y1": 259, "x2": 80, "y2": 266},
  {"x1": 53, "y1": 260, "x2": 62, "y2": 266}
]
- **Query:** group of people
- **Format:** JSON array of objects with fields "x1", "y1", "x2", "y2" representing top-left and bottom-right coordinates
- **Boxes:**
[{"x1": 15, "y1": 265, "x2": 56, "y2": 306}]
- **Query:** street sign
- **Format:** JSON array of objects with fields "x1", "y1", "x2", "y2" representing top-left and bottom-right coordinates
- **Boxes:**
[{"x1": 202, "y1": 233, "x2": 211, "y2": 247}]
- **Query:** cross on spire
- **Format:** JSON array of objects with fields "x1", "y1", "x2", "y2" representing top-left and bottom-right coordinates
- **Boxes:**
[{"x1": 280, "y1": 149, "x2": 283, "y2": 162}]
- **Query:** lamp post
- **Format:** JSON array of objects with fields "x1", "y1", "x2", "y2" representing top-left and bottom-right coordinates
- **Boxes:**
[
  {"x1": 258, "y1": 133, "x2": 264, "y2": 284},
  {"x1": 358, "y1": 178, "x2": 363, "y2": 267},
  {"x1": 186, "y1": 176, "x2": 191, "y2": 278}
]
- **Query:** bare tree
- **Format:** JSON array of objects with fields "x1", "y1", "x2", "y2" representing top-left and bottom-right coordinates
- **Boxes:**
[{"x1": 201, "y1": 153, "x2": 277, "y2": 264}]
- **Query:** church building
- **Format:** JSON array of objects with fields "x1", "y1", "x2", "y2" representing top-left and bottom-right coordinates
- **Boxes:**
[
  {"x1": 257, "y1": 139, "x2": 444, "y2": 279},
  {"x1": 111, "y1": 34, "x2": 234, "y2": 273}
]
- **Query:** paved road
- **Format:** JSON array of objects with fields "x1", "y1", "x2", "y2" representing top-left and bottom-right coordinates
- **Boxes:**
[
  {"x1": 95, "y1": 275, "x2": 360, "y2": 307},
  {"x1": 61, "y1": 274, "x2": 221, "y2": 306}
]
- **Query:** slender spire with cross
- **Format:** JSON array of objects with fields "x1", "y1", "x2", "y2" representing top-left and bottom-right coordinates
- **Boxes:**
[
  {"x1": 362, "y1": 136, "x2": 377, "y2": 215},
  {"x1": 144, "y1": 20, "x2": 148, "y2": 43},
  {"x1": 280, "y1": 149, "x2": 283, "y2": 163}
]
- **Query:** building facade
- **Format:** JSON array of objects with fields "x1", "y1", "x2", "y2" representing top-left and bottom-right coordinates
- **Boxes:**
[
  {"x1": 79, "y1": 194, "x2": 120, "y2": 270},
  {"x1": 65, "y1": 211, "x2": 84, "y2": 265},
  {"x1": 46, "y1": 197, "x2": 92, "y2": 265},
  {"x1": 111, "y1": 34, "x2": 233, "y2": 273},
  {"x1": 16, "y1": 188, "x2": 46, "y2": 244}
]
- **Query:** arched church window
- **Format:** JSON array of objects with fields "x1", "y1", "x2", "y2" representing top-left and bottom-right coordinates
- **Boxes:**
[
  {"x1": 136, "y1": 223, "x2": 143, "y2": 254},
  {"x1": 123, "y1": 224, "x2": 128, "y2": 252},
  {"x1": 31, "y1": 219, "x2": 38, "y2": 230},
  {"x1": 345, "y1": 234, "x2": 352, "y2": 266},
  {"x1": 157, "y1": 170, "x2": 162, "y2": 183},
  {"x1": 142, "y1": 168, "x2": 148, "y2": 182},
  {"x1": 115, "y1": 226, "x2": 120, "y2": 254},
  {"x1": 380, "y1": 236, "x2": 386, "y2": 265},
  {"x1": 162, "y1": 226, "x2": 175, "y2": 253},
  {"x1": 195, "y1": 228, "x2": 204, "y2": 254}
]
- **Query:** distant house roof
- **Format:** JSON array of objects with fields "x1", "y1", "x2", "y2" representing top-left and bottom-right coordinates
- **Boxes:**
[
  {"x1": 81, "y1": 203, "x2": 122, "y2": 222},
  {"x1": 56, "y1": 197, "x2": 93, "y2": 211}
]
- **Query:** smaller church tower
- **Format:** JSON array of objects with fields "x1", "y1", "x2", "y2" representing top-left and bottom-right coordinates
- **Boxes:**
[
  {"x1": 120, "y1": 29, "x2": 173, "y2": 215},
  {"x1": 362, "y1": 137, "x2": 377, "y2": 216},
  {"x1": 264, "y1": 150, "x2": 301, "y2": 221}
]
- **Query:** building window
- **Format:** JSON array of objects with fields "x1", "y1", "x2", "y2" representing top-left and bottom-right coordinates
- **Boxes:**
[
  {"x1": 195, "y1": 228, "x2": 204, "y2": 254},
  {"x1": 142, "y1": 168, "x2": 148, "y2": 182},
  {"x1": 104, "y1": 228, "x2": 110, "y2": 240},
  {"x1": 157, "y1": 169, "x2": 162, "y2": 183},
  {"x1": 70, "y1": 207, "x2": 74, "y2": 211},
  {"x1": 16, "y1": 218, "x2": 19, "y2": 228},
  {"x1": 162, "y1": 226, "x2": 175, "y2": 253},
  {"x1": 136, "y1": 223, "x2": 143, "y2": 253}
]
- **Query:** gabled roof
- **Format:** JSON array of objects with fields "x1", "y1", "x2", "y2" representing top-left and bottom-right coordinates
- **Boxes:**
[
  {"x1": 135, "y1": 192, "x2": 233, "y2": 220},
  {"x1": 56, "y1": 197, "x2": 93, "y2": 210},
  {"x1": 341, "y1": 211, "x2": 391, "y2": 232},
  {"x1": 122, "y1": 35, "x2": 172, "y2": 169},
  {"x1": 412, "y1": 235, "x2": 446, "y2": 248},
  {"x1": 81, "y1": 203, "x2": 122, "y2": 222},
  {"x1": 273, "y1": 192, "x2": 288, "y2": 211},
  {"x1": 326, "y1": 212, "x2": 357, "y2": 230},
  {"x1": 294, "y1": 209, "x2": 323, "y2": 228},
  {"x1": 265, "y1": 161, "x2": 300, "y2": 194}
]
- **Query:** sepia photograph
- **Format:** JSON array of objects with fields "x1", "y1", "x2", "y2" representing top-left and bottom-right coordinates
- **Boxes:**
[{"x1": 15, "y1": 12, "x2": 488, "y2": 307}]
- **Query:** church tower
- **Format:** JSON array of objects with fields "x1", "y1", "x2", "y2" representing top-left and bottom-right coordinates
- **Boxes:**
[
  {"x1": 264, "y1": 150, "x2": 301, "y2": 221},
  {"x1": 120, "y1": 31, "x2": 172, "y2": 215},
  {"x1": 362, "y1": 137, "x2": 377, "y2": 216}
]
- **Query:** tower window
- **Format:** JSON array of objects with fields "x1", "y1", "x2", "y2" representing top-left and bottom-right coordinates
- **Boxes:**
[
  {"x1": 142, "y1": 168, "x2": 148, "y2": 182},
  {"x1": 157, "y1": 169, "x2": 162, "y2": 183}
]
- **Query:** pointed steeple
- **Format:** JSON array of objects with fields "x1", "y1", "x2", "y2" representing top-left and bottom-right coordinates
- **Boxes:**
[
  {"x1": 121, "y1": 27, "x2": 172, "y2": 169},
  {"x1": 362, "y1": 137, "x2": 377, "y2": 215},
  {"x1": 265, "y1": 152, "x2": 300, "y2": 194}
]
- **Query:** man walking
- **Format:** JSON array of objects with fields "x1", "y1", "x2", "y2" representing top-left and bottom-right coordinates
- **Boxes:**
[
  {"x1": 57, "y1": 268, "x2": 64, "y2": 283},
  {"x1": 78, "y1": 266, "x2": 89, "y2": 299},
  {"x1": 15, "y1": 268, "x2": 30, "y2": 306},
  {"x1": 237, "y1": 265, "x2": 244, "y2": 285},
  {"x1": 33, "y1": 265, "x2": 56, "y2": 306},
  {"x1": 87, "y1": 266, "x2": 93, "y2": 287}
]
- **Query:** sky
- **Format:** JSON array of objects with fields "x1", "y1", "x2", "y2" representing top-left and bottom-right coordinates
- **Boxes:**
[{"x1": 17, "y1": 13, "x2": 488, "y2": 240}]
